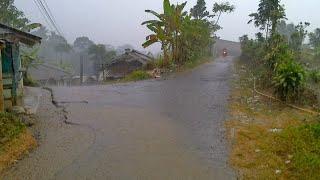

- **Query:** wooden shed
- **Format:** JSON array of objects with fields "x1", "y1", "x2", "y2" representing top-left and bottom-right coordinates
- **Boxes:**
[{"x1": 0, "y1": 23, "x2": 41, "y2": 111}]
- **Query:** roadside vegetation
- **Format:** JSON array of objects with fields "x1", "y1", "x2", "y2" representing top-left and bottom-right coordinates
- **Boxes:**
[
  {"x1": 0, "y1": 113, "x2": 36, "y2": 173},
  {"x1": 228, "y1": 0, "x2": 320, "y2": 179},
  {"x1": 124, "y1": 70, "x2": 152, "y2": 82},
  {"x1": 141, "y1": 0, "x2": 234, "y2": 71}
]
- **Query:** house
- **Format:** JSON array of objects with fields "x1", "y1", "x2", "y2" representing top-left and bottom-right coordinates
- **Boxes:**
[
  {"x1": 106, "y1": 49, "x2": 153, "y2": 79},
  {"x1": 29, "y1": 63, "x2": 72, "y2": 86},
  {"x1": 0, "y1": 23, "x2": 41, "y2": 111}
]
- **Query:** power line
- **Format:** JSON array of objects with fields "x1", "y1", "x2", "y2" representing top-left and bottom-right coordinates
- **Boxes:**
[
  {"x1": 32, "y1": 0, "x2": 54, "y2": 31},
  {"x1": 36, "y1": 0, "x2": 63, "y2": 36},
  {"x1": 33, "y1": 0, "x2": 64, "y2": 37},
  {"x1": 42, "y1": 0, "x2": 59, "y2": 30},
  {"x1": 38, "y1": 0, "x2": 63, "y2": 35}
]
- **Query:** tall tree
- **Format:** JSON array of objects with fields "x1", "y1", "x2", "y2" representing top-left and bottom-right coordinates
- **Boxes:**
[
  {"x1": 289, "y1": 22, "x2": 310, "y2": 52},
  {"x1": 49, "y1": 33, "x2": 72, "y2": 64},
  {"x1": 277, "y1": 20, "x2": 295, "y2": 41},
  {"x1": 248, "y1": 0, "x2": 286, "y2": 39},
  {"x1": 211, "y1": 2, "x2": 235, "y2": 27},
  {"x1": 73, "y1": 36, "x2": 94, "y2": 52},
  {"x1": 190, "y1": 0, "x2": 209, "y2": 20},
  {"x1": 309, "y1": 28, "x2": 320, "y2": 48},
  {"x1": 0, "y1": 0, "x2": 41, "y2": 31}
]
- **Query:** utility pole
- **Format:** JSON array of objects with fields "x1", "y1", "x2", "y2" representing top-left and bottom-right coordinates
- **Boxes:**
[
  {"x1": 0, "y1": 41, "x2": 5, "y2": 112},
  {"x1": 80, "y1": 55, "x2": 84, "y2": 86}
]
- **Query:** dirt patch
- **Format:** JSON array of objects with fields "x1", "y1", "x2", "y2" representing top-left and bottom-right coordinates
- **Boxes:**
[{"x1": 0, "y1": 130, "x2": 37, "y2": 173}]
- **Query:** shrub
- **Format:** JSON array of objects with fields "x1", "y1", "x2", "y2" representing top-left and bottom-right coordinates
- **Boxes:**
[
  {"x1": 0, "y1": 113, "x2": 25, "y2": 147},
  {"x1": 125, "y1": 70, "x2": 152, "y2": 81},
  {"x1": 273, "y1": 60, "x2": 306, "y2": 101},
  {"x1": 309, "y1": 69, "x2": 320, "y2": 83}
]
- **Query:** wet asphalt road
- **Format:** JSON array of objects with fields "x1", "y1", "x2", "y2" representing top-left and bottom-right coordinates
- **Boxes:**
[{"x1": 2, "y1": 56, "x2": 235, "y2": 180}]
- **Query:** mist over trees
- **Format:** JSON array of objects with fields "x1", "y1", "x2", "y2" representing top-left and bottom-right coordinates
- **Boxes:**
[{"x1": 29, "y1": 25, "x2": 136, "y2": 76}]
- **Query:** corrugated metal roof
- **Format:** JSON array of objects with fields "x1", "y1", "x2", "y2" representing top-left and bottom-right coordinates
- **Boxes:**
[
  {"x1": 29, "y1": 63, "x2": 72, "y2": 81},
  {"x1": 0, "y1": 23, "x2": 42, "y2": 46}
]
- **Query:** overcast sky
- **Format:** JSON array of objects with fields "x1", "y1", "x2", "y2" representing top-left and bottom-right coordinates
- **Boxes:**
[{"x1": 15, "y1": 0, "x2": 320, "y2": 52}]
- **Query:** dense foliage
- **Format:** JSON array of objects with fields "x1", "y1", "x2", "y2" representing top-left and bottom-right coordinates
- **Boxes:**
[
  {"x1": 142, "y1": 0, "x2": 234, "y2": 66},
  {"x1": 239, "y1": 0, "x2": 320, "y2": 102},
  {"x1": 0, "y1": 0, "x2": 41, "y2": 31},
  {"x1": 273, "y1": 60, "x2": 306, "y2": 100}
]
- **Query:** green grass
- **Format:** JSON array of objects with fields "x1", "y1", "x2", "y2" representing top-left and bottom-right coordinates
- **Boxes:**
[
  {"x1": 273, "y1": 123, "x2": 320, "y2": 179},
  {"x1": 0, "y1": 113, "x2": 25, "y2": 149},
  {"x1": 228, "y1": 59, "x2": 320, "y2": 179},
  {"x1": 124, "y1": 70, "x2": 152, "y2": 82}
]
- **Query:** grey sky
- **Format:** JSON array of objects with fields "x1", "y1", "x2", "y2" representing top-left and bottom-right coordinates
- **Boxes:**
[{"x1": 15, "y1": 0, "x2": 320, "y2": 52}]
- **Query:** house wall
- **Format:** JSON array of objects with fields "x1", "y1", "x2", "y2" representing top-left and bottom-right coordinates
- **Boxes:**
[{"x1": 1, "y1": 42, "x2": 23, "y2": 109}]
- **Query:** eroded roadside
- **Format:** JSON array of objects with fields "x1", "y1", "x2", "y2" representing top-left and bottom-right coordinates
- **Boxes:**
[{"x1": 1, "y1": 90, "x2": 96, "y2": 180}]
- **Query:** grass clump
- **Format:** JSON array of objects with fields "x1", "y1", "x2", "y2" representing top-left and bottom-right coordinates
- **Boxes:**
[
  {"x1": 125, "y1": 70, "x2": 152, "y2": 81},
  {"x1": 0, "y1": 113, "x2": 36, "y2": 173},
  {"x1": 274, "y1": 123, "x2": 320, "y2": 179},
  {"x1": 0, "y1": 113, "x2": 25, "y2": 148}
]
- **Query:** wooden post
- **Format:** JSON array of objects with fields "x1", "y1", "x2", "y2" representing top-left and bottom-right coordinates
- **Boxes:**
[{"x1": 0, "y1": 42, "x2": 5, "y2": 112}]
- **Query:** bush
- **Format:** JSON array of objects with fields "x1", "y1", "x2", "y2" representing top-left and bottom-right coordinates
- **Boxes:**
[
  {"x1": 125, "y1": 70, "x2": 152, "y2": 81},
  {"x1": 274, "y1": 123, "x2": 320, "y2": 179},
  {"x1": 0, "y1": 113, "x2": 25, "y2": 147},
  {"x1": 309, "y1": 69, "x2": 320, "y2": 83},
  {"x1": 273, "y1": 60, "x2": 306, "y2": 101}
]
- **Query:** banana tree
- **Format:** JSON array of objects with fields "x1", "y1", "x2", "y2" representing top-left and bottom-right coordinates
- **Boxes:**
[
  {"x1": 142, "y1": 1, "x2": 171, "y2": 65},
  {"x1": 21, "y1": 48, "x2": 42, "y2": 80},
  {"x1": 142, "y1": 0, "x2": 187, "y2": 64}
]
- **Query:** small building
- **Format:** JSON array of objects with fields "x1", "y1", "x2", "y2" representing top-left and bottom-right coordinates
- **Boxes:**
[
  {"x1": 29, "y1": 63, "x2": 72, "y2": 86},
  {"x1": 0, "y1": 23, "x2": 41, "y2": 111},
  {"x1": 106, "y1": 49, "x2": 153, "y2": 79}
]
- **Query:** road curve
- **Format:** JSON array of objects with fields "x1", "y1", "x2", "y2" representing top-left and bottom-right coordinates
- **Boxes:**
[{"x1": 2, "y1": 56, "x2": 236, "y2": 180}]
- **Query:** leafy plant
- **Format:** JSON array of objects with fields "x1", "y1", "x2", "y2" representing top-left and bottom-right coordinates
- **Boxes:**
[
  {"x1": 308, "y1": 69, "x2": 320, "y2": 83},
  {"x1": 273, "y1": 60, "x2": 306, "y2": 101}
]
